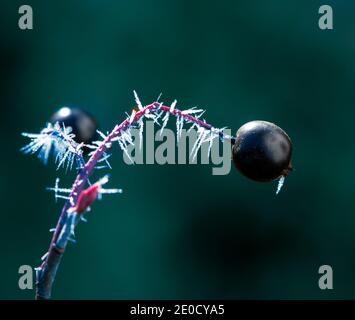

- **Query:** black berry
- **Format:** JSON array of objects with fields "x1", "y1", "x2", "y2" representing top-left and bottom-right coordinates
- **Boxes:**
[
  {"x1": 232, "y1": 120, "x2": 292, "y2": 182},
  {"x1": 50, "y1": 107, "x2": 98, "y2": 145}
]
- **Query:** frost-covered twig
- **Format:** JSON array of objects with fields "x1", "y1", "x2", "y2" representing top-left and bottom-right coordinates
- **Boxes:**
[{"x1": 22, "y1": 97, "x2": 234, "y2": 299}]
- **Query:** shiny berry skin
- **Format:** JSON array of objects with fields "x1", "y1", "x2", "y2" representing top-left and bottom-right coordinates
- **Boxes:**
[
  {"x1": 50, "y1": 107, "x2": 97, "y2": 144},
  {"x1": 232, "y1": 120, "x2": 292, "y2": 182}
]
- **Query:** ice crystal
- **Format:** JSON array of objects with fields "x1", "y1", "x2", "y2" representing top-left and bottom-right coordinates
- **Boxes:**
[
  {"x1": 276, "y1": 176, "x2": 285, "y2": 195},
  {"x1": 47, "y1": 178, "x2": 72, "y2": 202},
  {"x1": 133, "y1": 90, "x2": 144, "y2": 111},
  {"x1": 190, "y1": 127, "x2": 210, "y2": 161}
]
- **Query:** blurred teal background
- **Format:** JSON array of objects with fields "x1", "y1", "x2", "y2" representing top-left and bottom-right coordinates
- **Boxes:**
[{"x1": 1, "y1": 0, "x2": 355, "y2": 299}]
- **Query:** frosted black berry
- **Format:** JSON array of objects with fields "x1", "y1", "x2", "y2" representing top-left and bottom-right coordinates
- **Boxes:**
[
  {"x1": 50, "y1": 107, "x2": 97, "y2": 144},
  {"x1": 232, "y1": 120, "x2": 292, "y2": 182}
]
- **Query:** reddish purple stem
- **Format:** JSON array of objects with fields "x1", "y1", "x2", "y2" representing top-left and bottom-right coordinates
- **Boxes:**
[{"x1": 36, "y1": 101, "x2": 230, "y2": 299}]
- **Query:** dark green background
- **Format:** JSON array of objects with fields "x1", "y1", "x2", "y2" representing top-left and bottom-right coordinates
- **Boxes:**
[{"x1": 1, "y1": 0, "x2": 355, "y2": 299}]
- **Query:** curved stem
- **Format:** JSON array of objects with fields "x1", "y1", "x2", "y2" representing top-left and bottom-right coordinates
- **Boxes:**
[{"x1": 35, "y1": 102, "x2": 233, "y2": 299}]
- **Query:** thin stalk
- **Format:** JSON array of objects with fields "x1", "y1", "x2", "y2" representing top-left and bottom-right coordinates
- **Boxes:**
[{"x1": 35, "y1": 102, "x2": 233, "y2": 299}]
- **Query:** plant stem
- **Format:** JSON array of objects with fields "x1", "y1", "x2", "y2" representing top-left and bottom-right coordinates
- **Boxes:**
[{"x1": 35, "y1": 102, "x2": 233, "y2": 299}]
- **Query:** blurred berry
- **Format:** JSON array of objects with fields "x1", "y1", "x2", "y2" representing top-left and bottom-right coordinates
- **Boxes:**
[
  {"x1": 232, "y1": 120, "x2": 292, "y2": 182},
  {"x1": 50, "y1": 107, "x2": 97, "y2": 145}
]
